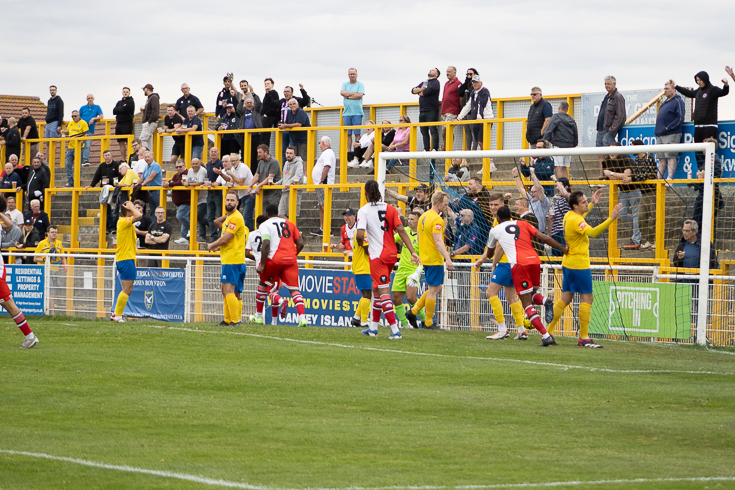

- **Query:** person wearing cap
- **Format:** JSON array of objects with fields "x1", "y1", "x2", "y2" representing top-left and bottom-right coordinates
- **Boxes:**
[
  {"x1": 140, "y1": 84, "x2": 160, "y2": 153},
  {"x1": 457, "y1": 75, "x2": 493, "y2": 150},
  {"x1": 216, "y1": 75, "x2": 238, "y2": 120},
  {"x1": 216, "y1": 103, "x2": 242, "y2": 157},
  {"x1": 16, "y1": 217, "x2": 41, "y2": 264},
  {"x1": 331, "y1": 208, "x2": 357, "y2": 254},
  {"x1": 385, "y1": 184, "x2": 431, "y2": 214}
]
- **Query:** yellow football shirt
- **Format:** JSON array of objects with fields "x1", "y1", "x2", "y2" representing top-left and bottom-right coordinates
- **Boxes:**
[
  {"x1": 34, "y1": 239, "x2": 65, "y2": 265},
  {"x1": 65, "y1": 119, "x2": 89, "y2": 150},
  {"x1": 562, "y1": 210, "x2": 613, "y2": 269},
  {"x1": 119, "y1": 170, "x2": 136, "y2": 187},
  {"x1": 418, "y1": 210, "x2": 445, "y2": 266},
  {"x1": 220, "y1": 210, "x2": 247, "y2": 265},
  {"x1": 116, "y1": 216, "x2": 137, "y2": 262},
  {"x1": 351, "y1": 235, "x2": 370, "y2": 275}
]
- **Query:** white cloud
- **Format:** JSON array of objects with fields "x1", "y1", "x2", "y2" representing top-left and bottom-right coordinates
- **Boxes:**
[{"x1": 4, "y1": 0, "x2": 735, "y2": 119}]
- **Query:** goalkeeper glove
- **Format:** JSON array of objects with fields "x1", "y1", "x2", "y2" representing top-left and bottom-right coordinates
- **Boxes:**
[{"x1": 407, "y1": 265, "x2": 423, "y2": 288}]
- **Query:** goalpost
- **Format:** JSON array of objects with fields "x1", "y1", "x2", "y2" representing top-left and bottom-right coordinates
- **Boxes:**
[{"x1": 378, "y1": 142, "x2": 718, "y2": 345}]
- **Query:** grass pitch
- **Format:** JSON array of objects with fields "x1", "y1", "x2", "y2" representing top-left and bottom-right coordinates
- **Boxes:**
[{"x1": 1, "y1": 318, "x2": 734, "y2": 490}]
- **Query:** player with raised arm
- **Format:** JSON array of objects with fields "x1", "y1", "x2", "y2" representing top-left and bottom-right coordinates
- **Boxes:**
[
  {"x1": 356, "y1": 180, "x2": 419, "y2": 339},
  {"x1": 546, "y1": 191, "x2": 622, "y2": 348},
  {"x1": 470, "y1": 194, "x2": 530, "y2": 340},
  {"x1": 112, "y1": 200, "x2": 143, "y2": 323},
  {"x1": 0, "y1": 195, "x2": 39, "y2": 348},
  {"x1": 478, "y1": 205, "x2": 568, "y2": 347},
  {"x1": 256, "y1": 204, "x2": 307, "y2": 327},
  {"x1": 246, "y1": 215, "x2": 286, "y2": 325},
  {"x1": 208, "y1": 191, "x2": 248, "y2": 326},
  {"x1": 393, "y1": 210, "x2": 426, "y2": 328},
  {"x1": 404, "y1": 190, "x2": 453, "y2": 331}
]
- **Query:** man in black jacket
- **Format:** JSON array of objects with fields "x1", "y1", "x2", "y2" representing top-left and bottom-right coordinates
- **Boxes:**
[
  {"x1": 595, "y1": 76, "x2": 626, "y2": 178},
  {"x1": 113, "y1": 87, "x2": 135, "y2": 158},
  {"x1": 261, "y1": 78, "x2": 280, "y2": 149},
  {"x1": 526, "y1": 87, "x2": 552, "y2": 147},
  {"x1": 88, "y1": 150, "x2": 122, "y2": 234},
  {"x1": 237, "y1": 96, "x2": 263, "y2": 169},
  {"x1": 1, "y1": 118, "x2": 21, "y2": 163},
  {"x1": 543, "y1": 101, "x2": 578, "y2": 178},
  {"x1": 217, "y1": 104, "x2": 242, "y2": 157},
  {"x1": 412, "y1": 68, "x2": 441, "y2": 151},
  {"x1": 25, "y1": 157, "x2": 49, "y2": 211},
  {"x1": 673, "y1": 71, "x2": 729, "y2": 167},
  {"x1": 45, "y1": 85, "x2": 64, "y2": 138},
  {"x1": 18, "y1": 108, "x2": 39, "y2": 158}
]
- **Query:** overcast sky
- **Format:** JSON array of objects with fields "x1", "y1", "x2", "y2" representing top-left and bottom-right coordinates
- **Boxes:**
[{"x1": 5, "y1": 0, "x2": 735, "y2": 120}]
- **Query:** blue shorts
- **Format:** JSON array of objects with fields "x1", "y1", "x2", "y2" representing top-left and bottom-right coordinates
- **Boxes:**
[
  {"x1": 425, "y1": 265, "x2": 444, "y2": 287},
  {"x1": 561, "y1": 267, "x2": 593, "y2": 294},
  {"x1": 343, "y1": 115, "x2": 363, "y2": 135},
  {"x1": 355, "y1": 273, "x2": 372, "y2": 292},
  {"x1": 490, "y1": 263, "x2": 514, "y2": 287},
  {"x1": 116, "y1": 259, "x2": 137, "y2": 281},
  {"x1": 221, "y1": 264, "x2": 246, "y2": 293}
]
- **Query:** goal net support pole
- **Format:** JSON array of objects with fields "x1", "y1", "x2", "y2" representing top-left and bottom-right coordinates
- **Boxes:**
[{"x1": 379, "y1": 142, "x2": 717, "y2": 345}]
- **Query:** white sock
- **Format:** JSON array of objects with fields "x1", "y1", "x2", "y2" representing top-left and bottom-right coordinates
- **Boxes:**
[
  {"x1": 25, "y1": 333, "x2": 34, "y2": 340},
  {"x1": 390, "y1": 323, "x2": 399, "y2": 334},
  {"x1": 542, "y1": 333, "x2": 550, "y2": 339},
  {"x1": 255, "y1": 312, "x2": 263, "y2": 319},
  {"x1": 498, "y1": 322, "x2": 507, "y2": 333},
  {"x1": 298, "y1": 314, "x2": 305, "y2": 322},
  {"x1": 518, "y1": 326, "x2": 527, "y2": 334}
]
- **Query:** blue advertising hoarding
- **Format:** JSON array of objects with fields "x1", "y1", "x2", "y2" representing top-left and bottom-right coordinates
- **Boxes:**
[
  {"x1": 617, "y1": 121, "x2": 735, "y2": 179},
  {"x1": 4, "y1": 265, "x2": 44, "y2": 316},
  {"x1": 265, "y1": 269, "x2": 426, "y2": 327},
  {"x1": 114, "y1": 268, "x2": 185, "y2": 322}
]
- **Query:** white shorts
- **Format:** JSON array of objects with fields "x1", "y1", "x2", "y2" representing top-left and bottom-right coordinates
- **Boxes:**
[{"x1": 554, "y1": 155, "x2": 571, "y2": 168}]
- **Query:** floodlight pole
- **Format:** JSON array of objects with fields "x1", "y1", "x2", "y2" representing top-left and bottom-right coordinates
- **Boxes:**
[{"x1": 696, "y1": 142, "x2": 716, "y2": 346}]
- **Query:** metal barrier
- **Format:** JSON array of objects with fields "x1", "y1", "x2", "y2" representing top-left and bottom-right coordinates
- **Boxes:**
[{"x1": 6, "y1": 253, "x2": 733, "y2": 346}]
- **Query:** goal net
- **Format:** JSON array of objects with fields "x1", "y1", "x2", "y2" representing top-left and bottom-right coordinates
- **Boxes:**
[{"x1": 377, "y1": 142, "x2": 730, "y2": 346}]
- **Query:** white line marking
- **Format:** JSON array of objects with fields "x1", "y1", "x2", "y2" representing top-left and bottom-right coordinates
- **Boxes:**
[
  {"x1": 1, "y1": 449, "x2": 734, "y2": 489},
  {"x1": 148, "y1": 326, "x2": 735, "y2": 376}
]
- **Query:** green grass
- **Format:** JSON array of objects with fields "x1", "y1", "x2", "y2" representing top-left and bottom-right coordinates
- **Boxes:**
[{"x1": 1, "y1": 319, "x2": 735, "y2": 490}]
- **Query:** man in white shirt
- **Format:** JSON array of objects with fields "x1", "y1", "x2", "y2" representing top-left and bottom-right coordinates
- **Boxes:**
[
  {"x1": 228, "y1": 152, "x2": 254, "y2": 231},
  {"x1": 311, "y1": 136, "x2": 336, "y2": 236},
  {"x1": 5, "y1": 196, "x2": 24, "y2": 227},
  {"x1": 131, "y1": 147, "x2": 148, "y2": 177}
]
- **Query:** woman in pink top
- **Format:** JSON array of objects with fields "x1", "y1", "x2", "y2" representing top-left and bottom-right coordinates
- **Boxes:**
[{"x1": 386, "y1": 115, "x2": 411, "y2": 172}]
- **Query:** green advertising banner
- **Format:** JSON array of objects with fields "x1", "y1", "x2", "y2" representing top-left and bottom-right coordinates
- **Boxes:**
[{"x1": 589, "y1": 281, "x2": 692, "y2": 339}]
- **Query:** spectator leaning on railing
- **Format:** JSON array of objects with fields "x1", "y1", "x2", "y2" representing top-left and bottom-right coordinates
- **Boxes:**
[
  {"x1": 280, "y1": 98, "x2": 311, "y2": 160},
  {"x1": 1, "y1": 119, "x2": 21, "y2": 164},
  {"x1": 5, "y1": 196, "x2": 24, "y2": 227},
  {"x1": 672, "y1": 220, "x2": 717, "y2": 275},
  {"x1": 249, "y1": 144, "x2": 281, "y2": 213},
  {"x1": 276, "y1": 147, "x2": 304, "y2": 218},
  {"x1": 25, "y1": 199, "x2": 50, "y2": 238},
  {"x1": 178, "y1": 105, "x2": 204, "y2": 161},
  {"x1": 186, "y1": 158, "x2": 209, "y2": 242},
  {"x1": 227, "y1": 153, "x2": 254, "y2": 232},
  {"x1": 1, "y1": 163, "x2": 23, "y2": 192},
  {"x1": 385, "y1": 116, "x2": 411, "y2": 172},
  {"x1": 175, "y1": 83, "x2": 204, "y2": 118},
  {"x1": 113, "y1": 87, "x2": 135, "y2": 158},
  {"x1": 16, "y1": 217, "x2": 41, "y2": 264},
  {"x1": 138, "y1": 150, "x2": 162, "y2": 220},
  {"x1": 237, "y1": 95, "x2": 262, "y2": 170},
  {"x1": 159, "y1": 105, "x2": 184, "y2": 165},
  {"x1": 145, "y1": 207, "x2": 171, "y2": 268},
  {"x1": 603, "y1": 142, "x2": 647, "y2": 251},
  {"x1": 164, "y1": 160, "x2": 191, "y2": 245}
]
